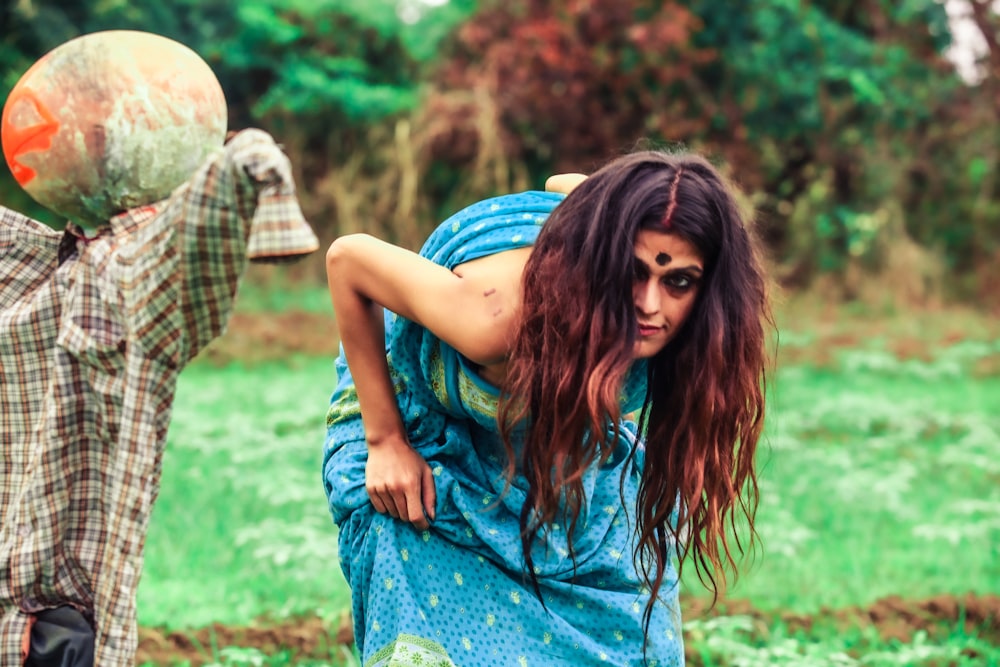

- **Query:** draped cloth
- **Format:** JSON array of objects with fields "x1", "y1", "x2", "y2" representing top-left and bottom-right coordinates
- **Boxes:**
[{"x1": 322, "y1": 191, "x2": 683, "y2": 666}]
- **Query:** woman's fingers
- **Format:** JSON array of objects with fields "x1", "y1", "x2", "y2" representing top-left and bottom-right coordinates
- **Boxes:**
[
  {"x1": 422, "y1": 465, "x2": 436, "y2": 522},
  {"x1": 368, "y1": 473, "x2": 434, "y2": 529},
  {"x1": 371, "y1": 490, "x2": 402, "y2": 527},
  {"x1": 545, "y1": 172, "x2": 588, "y2": 195},
  {"x1": 404, "y1": 484, "x2": 429, "y2": 530},
  {"x1": 370, "y1": 492, "x2": 388, "y2": 515},
  {"x1": 365, "y1": 442, "x2": 435, "y2": 529}
]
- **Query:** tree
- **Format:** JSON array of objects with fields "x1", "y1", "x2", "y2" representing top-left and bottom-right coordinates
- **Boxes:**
[
  {"x1": 697, "y1": 2, "x2": 960, "y2": 289},
  {"x1": 424, "y1": 0, "x2": 714, "y2": 179}
]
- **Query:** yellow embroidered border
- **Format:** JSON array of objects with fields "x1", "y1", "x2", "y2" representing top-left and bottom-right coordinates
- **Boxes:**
[
  {"x1": 456, "y1": 367, "x2": 500, "y2": 421},
  {"x1": 326, "y1": 354, "x2": 406, "y2": 428}
]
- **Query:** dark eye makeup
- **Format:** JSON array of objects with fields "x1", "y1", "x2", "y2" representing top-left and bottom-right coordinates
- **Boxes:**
[{"x1": 662, "y1": 270, "x2": 701, "y2": 291}]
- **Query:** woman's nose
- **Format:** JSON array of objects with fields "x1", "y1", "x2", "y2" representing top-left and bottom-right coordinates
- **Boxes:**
[{"x1": 634, "y1": 280, "x2": 660, "y2": 315}]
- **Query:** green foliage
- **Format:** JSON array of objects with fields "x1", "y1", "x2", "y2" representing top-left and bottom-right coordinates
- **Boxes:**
[
  {"x1": 197, "y1": 0, "x2": 420, "y2": 127},
  {"x1": 691, "y1": 0, "x2": 954, "y2": 139},
  {"x1": 397, "y1": 0, "x2": 479, "y2": 62},
  {"x1": 0, "y1": 0, "x2": 431, "y2": 125},
  {"x1": 0, "y1": 0, "x2": 476, "y2": 231},
  {"x1": 681, "y1": 0, "x2": 977, "y2": 284}
]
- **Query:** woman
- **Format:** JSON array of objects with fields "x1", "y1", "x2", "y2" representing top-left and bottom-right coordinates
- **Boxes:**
[{"x1": 322, "y1": 151, "x2": 770, "y2": 666}]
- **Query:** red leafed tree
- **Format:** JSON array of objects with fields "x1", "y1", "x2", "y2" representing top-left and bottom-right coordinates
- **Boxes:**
[{"x1": 422, "y1": 0, "x2": 716, "y2": 176}]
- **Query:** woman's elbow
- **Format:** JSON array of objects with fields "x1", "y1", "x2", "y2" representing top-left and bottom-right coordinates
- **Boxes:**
[{"x1": 326, "y1": 234, "x2": 370, "y2": 276}]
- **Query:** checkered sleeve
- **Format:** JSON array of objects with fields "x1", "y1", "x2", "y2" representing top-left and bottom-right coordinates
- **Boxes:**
[
  {"x1": 0, "y1": 206, "x2": 61, "y2": 308},
  {"x1": 115, "y1": 129, "x2": 312, "y2": 368},
  {"x1": 182, "y1": 129, "x2": 315, "y2": 360},
  {"x1": 187, "y1": 130, "x2": 314, "y2": 364}
]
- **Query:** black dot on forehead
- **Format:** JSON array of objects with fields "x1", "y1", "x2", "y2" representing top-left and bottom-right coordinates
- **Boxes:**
[{"x1": 655, "y1": 252, "x2": 671, "y2": 266}]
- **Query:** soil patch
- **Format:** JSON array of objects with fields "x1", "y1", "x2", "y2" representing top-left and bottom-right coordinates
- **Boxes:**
[
  {"x1": 136, "y1": 592, "x2": 1000, "y2": 666},
  {"x1": 197, "y1": 311, "x2": 340, "y2": 366},
  {"x1": 138, "y1": 611, "x2": 353, "y2": 666},
  {"x1": 684, "y1": 592, "x2": 1000, "y2": 645}
]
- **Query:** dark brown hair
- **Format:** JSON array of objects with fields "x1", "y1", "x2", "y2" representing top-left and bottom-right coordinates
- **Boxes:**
[{"x1": 498, "y1": 151, "x2": 771, "y2": 633}]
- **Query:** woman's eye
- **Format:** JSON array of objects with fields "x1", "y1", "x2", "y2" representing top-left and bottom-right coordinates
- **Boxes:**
[{"x1": 664, "y1": 274, "x2": 692, "y2": 290}]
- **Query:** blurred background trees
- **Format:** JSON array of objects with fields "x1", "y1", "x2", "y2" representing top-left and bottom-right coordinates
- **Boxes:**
[{"x1": 1, "y1": 0, "x2": 996, "y2": 306}]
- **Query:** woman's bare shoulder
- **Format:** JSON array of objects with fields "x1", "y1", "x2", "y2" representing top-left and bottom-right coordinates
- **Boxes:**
[
  {"x1": 451, "y1": 246, "x2": 533, "y2": 365},
  {"x1": 453, "y1": 246, "x2": 533, "y2": 281}
]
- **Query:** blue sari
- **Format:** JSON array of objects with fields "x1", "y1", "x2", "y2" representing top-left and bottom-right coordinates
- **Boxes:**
[{"x1": 322, "y1": 191, "x2": 683, "y2": 666}]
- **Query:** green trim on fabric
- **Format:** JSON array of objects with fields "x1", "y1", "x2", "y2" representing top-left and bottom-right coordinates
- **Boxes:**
[{"x1": 366, "y1": 633, "x2": 456, "y2": 667}]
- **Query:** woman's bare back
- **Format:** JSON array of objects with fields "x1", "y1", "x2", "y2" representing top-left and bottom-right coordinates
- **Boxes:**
[{"x1": 451, "y1": 245, "x2": 533, "y2": 386}]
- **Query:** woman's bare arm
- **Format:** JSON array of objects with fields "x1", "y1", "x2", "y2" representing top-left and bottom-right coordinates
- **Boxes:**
[
  {"x1": 325, "y1": 233, "x2": 528, "y2": 528},
  {"x1": 327, "y1": 234, "x2": 526, "y2": 364}
]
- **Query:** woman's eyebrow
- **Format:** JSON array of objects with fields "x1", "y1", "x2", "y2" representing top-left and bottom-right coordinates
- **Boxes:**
[{"x1": 665, "y1": 264, "x2": 704, "y2": 275}]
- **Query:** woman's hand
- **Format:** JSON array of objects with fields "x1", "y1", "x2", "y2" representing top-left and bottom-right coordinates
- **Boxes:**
[
  {"x1": 365, "y1": 434, "x2": 437, "y2": 530},
  {"x1": 545, "y1": 172, "x2": 588, "y2": 195}
]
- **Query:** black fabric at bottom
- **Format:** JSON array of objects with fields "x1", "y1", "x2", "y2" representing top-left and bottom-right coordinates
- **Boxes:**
[{"x1": 25, "y1": 607, "x2": 94, "y2": 667}]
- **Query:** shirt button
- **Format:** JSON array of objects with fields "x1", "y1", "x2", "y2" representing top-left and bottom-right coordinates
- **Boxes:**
[{"x1": 17, "y1": 524, "x2": 31, "y2": 538}]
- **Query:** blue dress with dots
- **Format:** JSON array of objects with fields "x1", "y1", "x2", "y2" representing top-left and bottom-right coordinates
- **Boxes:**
[{"x1": 322, "y1": 191, "x2": 684, "y2": 666}]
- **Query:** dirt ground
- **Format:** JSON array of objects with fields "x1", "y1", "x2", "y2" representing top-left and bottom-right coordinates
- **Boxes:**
[
  {"x1": 136, "y1": 592, "x2": 1000, "y2": 666},
  {"x1": 197, "y1": 311, "x2": 342, "y2": 366}
]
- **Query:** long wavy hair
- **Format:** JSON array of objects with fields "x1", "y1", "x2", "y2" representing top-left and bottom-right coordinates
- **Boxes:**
[{"x1": 497, "y1": 151, "x2": 771, "y2": 632}]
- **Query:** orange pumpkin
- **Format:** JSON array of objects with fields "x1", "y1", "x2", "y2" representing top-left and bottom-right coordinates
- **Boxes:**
[{"x1": 2, "y1": 30, "x2": 227, "y2": 228}]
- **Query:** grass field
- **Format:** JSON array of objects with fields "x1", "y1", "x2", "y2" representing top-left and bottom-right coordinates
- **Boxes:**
[{"x1": 135, "y1": 292, "x2": 1000, "y2": 666}]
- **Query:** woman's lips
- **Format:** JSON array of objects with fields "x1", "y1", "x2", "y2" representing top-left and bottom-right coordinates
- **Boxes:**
[{"x1": 638, "y1": 324, "x2": 662, "y2": 337}]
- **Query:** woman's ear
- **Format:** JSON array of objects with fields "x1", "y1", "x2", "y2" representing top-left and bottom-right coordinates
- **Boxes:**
[{"x1": 545, "y1": 173, "x2": 588, "y2": 195}]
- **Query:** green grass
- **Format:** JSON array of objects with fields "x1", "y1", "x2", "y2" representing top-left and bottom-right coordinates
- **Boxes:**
[
  {"x1": 138, "y1": 304, "x2": 1000, "y2": 665},
  {"x1": 684, "y1": 615, "x2": 1000, "y2": 667},
  {"x1": 139, "y1": 359, "x2": 347, "y2": 630},
  {"x1": 727, "y1": 343, "x2": 1000, "y2": 609}
]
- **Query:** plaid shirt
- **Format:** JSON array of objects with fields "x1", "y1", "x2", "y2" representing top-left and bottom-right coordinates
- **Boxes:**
[{"x1": 0, "y1": 129, "x2": 317, "y2": 665}]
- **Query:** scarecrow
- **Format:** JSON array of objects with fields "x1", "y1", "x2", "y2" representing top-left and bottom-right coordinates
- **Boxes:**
[{"x1": 0, "y1": 30, "x2": 318, "y2": 665}]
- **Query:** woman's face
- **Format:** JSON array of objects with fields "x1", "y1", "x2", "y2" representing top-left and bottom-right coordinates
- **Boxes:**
[{"x1": 632, "y1": 229, "x2": 704, "y2": 359}]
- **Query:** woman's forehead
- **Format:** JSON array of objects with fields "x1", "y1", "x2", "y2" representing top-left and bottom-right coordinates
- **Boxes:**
[{"x1": 634, "y1": 229, "x2": 703, "y2": 266}]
